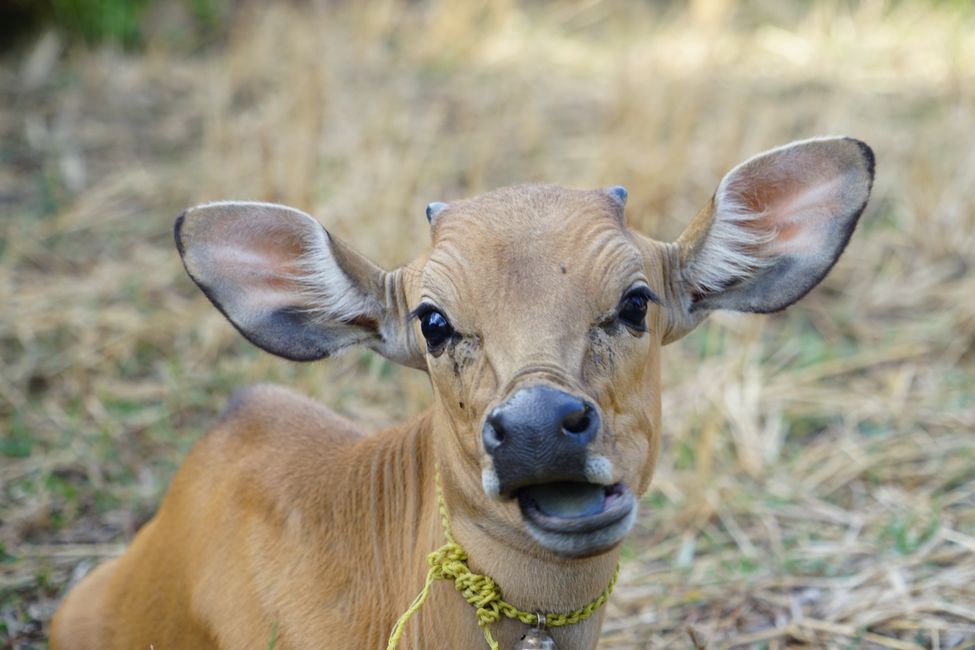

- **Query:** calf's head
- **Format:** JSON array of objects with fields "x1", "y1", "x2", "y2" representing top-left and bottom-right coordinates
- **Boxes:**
[{"x1": 176, "y1": 137, "x2": 873, "y2": 559}]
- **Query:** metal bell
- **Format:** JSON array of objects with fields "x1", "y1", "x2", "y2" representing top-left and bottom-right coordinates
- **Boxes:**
[{"x1": 515, "y1": 627, "x2": 558, "y2": 650}]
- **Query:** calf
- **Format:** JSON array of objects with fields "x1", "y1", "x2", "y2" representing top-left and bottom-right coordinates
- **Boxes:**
[{"x1": 51, "y1": 137, "x2": 873, "y2": 649}]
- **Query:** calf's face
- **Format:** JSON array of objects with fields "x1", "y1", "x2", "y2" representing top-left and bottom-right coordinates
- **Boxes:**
[
  {"x1": 175, "y1": 137, "x2": 874, "y2": 559},
  {"x1": 406, "y1": 186, "x2": 664, "y2": 557}
]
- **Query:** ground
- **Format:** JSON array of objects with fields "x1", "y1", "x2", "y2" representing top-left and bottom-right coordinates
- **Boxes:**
[{"x1": 1, "y1": 2, "x2": 974, "y2": 648}]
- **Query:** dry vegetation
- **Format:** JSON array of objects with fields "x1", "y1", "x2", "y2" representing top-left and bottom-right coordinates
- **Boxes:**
[{"x1": 2, "y1": 1, "x2": 975, "y2": 648}]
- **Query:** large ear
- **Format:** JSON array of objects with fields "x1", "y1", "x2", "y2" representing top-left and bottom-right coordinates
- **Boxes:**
[
  {"x1": 664, "y1": 137, "x2": 874, "y2": 342},
  {"x1": 174, "y1": 201, "x2": 423, "y2": 368}
]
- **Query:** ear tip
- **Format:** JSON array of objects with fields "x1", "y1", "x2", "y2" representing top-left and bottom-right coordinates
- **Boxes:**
[
  {"x1": 172, "y1": 204, "x2": 214, "y2": 257},
  {"x1": 173, "y1": 210, "x2": 188, "y2": 256},
  {"x1": 854, "y1": 140, "x2": 877, "y2": 180},
  {"x1": 847, "y1": 137, "x2": 876, "y2": 181}
]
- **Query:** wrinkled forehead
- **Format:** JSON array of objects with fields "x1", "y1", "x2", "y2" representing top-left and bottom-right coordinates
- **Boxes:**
[{"x1": 417, "y1": 185, "x2": 645, "y2": 322}]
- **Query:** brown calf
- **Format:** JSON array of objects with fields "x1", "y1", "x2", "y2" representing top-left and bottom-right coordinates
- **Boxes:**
[{"x1": 50, "y1": 137, "x2": 874, "y2": 649}]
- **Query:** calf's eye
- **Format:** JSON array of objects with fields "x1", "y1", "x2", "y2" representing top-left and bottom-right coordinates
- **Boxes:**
[
  {"x1": 420, "y1": 309, "x2": 453, "y2": 349},
  {"x1": 618, "y1": 287, "x2": 655, "y2": 332}
]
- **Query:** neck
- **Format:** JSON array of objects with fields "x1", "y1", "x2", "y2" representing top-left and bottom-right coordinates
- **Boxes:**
[
  {"x1": 439, "y1": 456, "x2": 619, "y2": 649},
  {"x1": 337, "y1": 413, "x2": 617, "y2": 649}
]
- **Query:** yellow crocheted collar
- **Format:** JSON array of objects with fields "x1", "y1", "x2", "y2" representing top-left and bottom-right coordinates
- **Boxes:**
[{"x1": 387, "y1": 467, "x2": 620, "y2": 649}]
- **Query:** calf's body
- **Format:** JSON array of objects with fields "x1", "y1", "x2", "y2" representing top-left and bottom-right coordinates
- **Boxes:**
[
  {"x1": 51, "y1": 137, "x2": 873, "y2": 649},
  {"x1": 52, "y1": 386, "x2": 612, "y2": 649}
]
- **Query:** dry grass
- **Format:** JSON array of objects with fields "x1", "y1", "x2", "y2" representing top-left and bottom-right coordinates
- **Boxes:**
[{"x1": 2, "y1": 1, "x2": 974, "y2": 648}]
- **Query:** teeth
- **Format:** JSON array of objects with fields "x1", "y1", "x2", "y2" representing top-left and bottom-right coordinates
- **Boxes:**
[{"x1": 526, "y1": 483, "x2": 606, "y2": 519}]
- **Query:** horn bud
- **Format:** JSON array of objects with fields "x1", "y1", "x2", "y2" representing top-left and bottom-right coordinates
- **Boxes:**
[
  {"x1": 605, "y1": 186, "x2": 628, "y2": 206},
  {"x1": 425, "y1": 202, "x2": 448, "y2": 224}
]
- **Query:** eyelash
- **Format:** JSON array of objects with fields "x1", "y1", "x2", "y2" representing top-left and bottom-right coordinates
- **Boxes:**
[
  {"x1": 411, "y1": 303, "x2": 456, "y2": 353},
  {"x1": 616, "y1": 286, "x2": 659, "y2": 333}
]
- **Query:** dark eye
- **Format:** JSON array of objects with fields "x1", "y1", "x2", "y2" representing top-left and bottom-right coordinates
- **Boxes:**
[
  {"x1": 419, "y1": 309, "x2": 453, "y2": 350},
  {"x1": 618, "y1": 287, "x2": 654, "y2": 332}
]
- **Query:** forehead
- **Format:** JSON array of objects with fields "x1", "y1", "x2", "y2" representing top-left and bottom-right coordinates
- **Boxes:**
[{"x1": 419, "y1": 185, "x2": 644, "y2": 313}]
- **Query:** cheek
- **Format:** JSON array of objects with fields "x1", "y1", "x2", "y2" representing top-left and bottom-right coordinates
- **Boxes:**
[
  {"x1": 585, "y1": 327, "x2": 618, "y2": 381},
  {"x1": 617, "y1": 348, "x2": 662, "y2": 492},
  {"x1": 587, "y1": 331, "x2": 661, "y2": 488},
  {"x1": 585, "y1": 327, "x2": 652, "y2": 396},
  {"x1": 431, "y1": 337, "x2": 494, "y2": 456},
  {"x1": 605, "y1": 397, "x2": 655, "y2": 460},
  {"x1": 615, "y1": 398, "x2": 659, "y2": 492}
]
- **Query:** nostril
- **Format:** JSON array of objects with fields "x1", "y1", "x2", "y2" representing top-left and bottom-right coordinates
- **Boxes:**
[
  {"x1": 561, "y1": 403, "x2": 592, "y2": 435},
  {"x1": 483, "y1": 409, "x2": 507, "y2": 454},
  {"x1": 482, "y1": 424, "x2": 505, "y2": 453}
]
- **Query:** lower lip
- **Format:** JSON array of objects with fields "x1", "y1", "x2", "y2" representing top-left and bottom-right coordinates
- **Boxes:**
[{"x1": 517, "y1": 482, "x2": 635, "y2": 535}]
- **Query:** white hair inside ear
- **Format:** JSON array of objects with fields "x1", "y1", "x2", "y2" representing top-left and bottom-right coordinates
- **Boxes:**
[
  {"x1": 294, "y1": 224, "x2": 383, "y2": 326},
  {"x1": 682, "y1": 183, "x2": 777, "y2": 297},
  {"x1": 175, "y1": 200, "x2": 421, "y2": 365},
  {"x1": 676, "y1": 136, "x2": 874, "y2": 316}
]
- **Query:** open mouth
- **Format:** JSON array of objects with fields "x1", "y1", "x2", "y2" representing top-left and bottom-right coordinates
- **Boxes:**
[{"x1": 516, "y1": 482, "x2": 636, "y2": 557}]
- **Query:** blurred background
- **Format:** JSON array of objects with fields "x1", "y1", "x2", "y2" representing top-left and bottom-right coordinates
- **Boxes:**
[{"x1": 1, "y1": 1, "x2": 974, "y2": 648}]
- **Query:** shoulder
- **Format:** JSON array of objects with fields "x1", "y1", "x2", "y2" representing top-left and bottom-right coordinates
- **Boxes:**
[
  {"x1": 214, "y1": 383, "x2": 364, "y2": 447},
  {"x1": 177, "y1": 384, "x2": 365, "y2": 492}
]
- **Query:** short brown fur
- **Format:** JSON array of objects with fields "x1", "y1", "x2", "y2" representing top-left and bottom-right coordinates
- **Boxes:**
[{"x1": 51, "y1": 137, "x2": 874, "y2": 649}]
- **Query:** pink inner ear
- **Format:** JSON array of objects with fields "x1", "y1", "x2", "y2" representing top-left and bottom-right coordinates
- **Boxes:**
[
  {"x1": 678, "y1": 137, "x2": 872, "y2": 317},
  {"x1": 189, "y1": 206, "x2": 320, "y2": 315},
  {"x1": 208, "y1": 245, "x2": 303, "y2": 310},
  {"x1": 178, "y1": 200, "x2": 402, "y2": 362},
  {"x1": 724, "y1": 157, "x2": 850, "y2": 258}
]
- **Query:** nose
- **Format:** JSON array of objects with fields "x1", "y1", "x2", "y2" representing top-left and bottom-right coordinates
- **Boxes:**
[
  {"x1": 482, "y1": 385, "x2": 601, "y2": 494},
  {"x1": 483, "y1": 387, "x2": 599, "y2": 452}
]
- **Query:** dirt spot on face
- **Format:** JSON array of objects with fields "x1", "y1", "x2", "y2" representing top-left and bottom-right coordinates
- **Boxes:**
[
  {"x1": 588, "y1": 325, "x2": 617, "y2": 373},
  {"x1": 449, "y1": 336, "x2": 481, "y2": 377}
]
